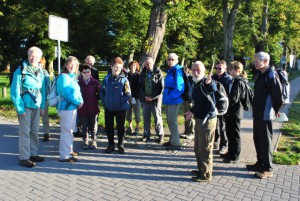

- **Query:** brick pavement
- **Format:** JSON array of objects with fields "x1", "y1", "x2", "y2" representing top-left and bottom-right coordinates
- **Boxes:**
[{"x1": 0, "y1": 77, "x2": 299, "y2": 201}]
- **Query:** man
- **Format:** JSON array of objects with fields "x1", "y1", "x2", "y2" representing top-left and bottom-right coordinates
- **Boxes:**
[
  {"x1": 85, "y1": 55, "x2": 100, "y2": 82},
  {"x1": 246, "y1": 51, "x2": 283, "y2": 179},
  {"x1": 212, "y1": 60, "x2": 232, "y2": 154},
  {"x1": 139, "y1": 57, "x2": 164, "y2": 143},
  {"x1": 185, "y1": 61, "x2": 217, "y2": 182},
  {"x1": 163, "y1": 53, "x2": 184, "y2": 150}
]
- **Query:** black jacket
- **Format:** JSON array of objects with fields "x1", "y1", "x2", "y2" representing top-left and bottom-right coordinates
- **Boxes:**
[
  {"x1": 138, "y1": 67, "x2": 164, "y2": 102},
  {"x1": 190, "y1": 78, "x2": 217, "y2": 119},
  {"x1": 212, "y1": 72, "x2": 232, "y2": 95},
  {"x1": 253, "y1": 67, "x2": 283, "y2": 120},
  {"x1": 127, "y1": 72, "x2": 140, "y2": 99},
  {"x1": 226, "y1": 75, "x2": 246, "y2": 119}
]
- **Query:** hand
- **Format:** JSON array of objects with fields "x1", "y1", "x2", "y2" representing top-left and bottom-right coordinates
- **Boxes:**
[
  {"x1": 184, "y1": 111, "x2": 193, "y2": 121},
  {"x1": 275, "y1": 112, "x2": 280, "y2": 118},
  {"x1": 40, "y1": 109, "x2": 44, "y2": 116},
  {"x1": 78, "y1": 103, "x2": 83, "y2": 109},
  {"x1": 205, "y1": 73, "x2": 212, "y2": 84}
]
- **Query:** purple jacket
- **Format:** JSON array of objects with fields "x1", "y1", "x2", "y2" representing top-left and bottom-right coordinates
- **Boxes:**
[{"x1": 77, "y1": 76, "x2": 100, "y2": 116}]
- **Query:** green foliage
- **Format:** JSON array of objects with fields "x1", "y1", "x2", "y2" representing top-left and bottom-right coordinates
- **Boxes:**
[{"x1": 273, "y1": 91, "x2": 300, "y2": 165}]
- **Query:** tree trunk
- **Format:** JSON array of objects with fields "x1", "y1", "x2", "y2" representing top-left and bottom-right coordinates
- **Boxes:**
[
  {"x1": 141, "y1": 0, "x2": 168, "y2": 63},
  {"x1": 223, "y1": 0, "x2": 241, "y2": 64}
]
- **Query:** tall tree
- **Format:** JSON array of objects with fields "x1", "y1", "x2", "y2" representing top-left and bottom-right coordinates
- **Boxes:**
[{"x1": 222, "y1": 0, "x2": 241, "y2": 63}]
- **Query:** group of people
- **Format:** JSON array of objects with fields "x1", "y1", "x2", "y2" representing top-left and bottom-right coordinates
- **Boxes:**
[{"x1": 10, "y1": 47, "x2": 283, "y2": 182}]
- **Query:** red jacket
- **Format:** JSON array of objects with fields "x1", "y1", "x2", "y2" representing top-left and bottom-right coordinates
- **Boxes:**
[{"x1": 77, "y1": 77, "x2": 100, "y2": 116}]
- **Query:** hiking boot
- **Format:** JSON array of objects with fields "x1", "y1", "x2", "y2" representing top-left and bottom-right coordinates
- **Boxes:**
[
  {"x1": 218, "y1": 146, "x2": 228, "y2": 155},
  {"x1": 19, "y1": 160, "x2": 36, "y2": 168},
  {"x1": 142, "y1": 136, "x2": 150, "y2": 142},
  {"x1": 255, "y1": 171, "x2": 273, "y2": 179},
  {"x1": 105, "y1": 145, "x2": 115, "y2": 153},
  {"x1": 213, "y1": 142, "x2": 219, "y2": 150},
  {"x1": 223, "y1": 157, "x2": 239, "y2": 164},
  {"x1": 166, "y1": 145, "x2": 182, "y2": 151},
  {"x1": 59, "y1": 157, "x2": 78, "y2": 163},
  {"x1": 89, "y1": 140, "x2": 97, "y2": 149},
  {"x1": 156, "y1": 136, "x2": 164, "y2": 144},
  {"x1": 191, "y1": 175, "x2": 212, "y2": 182},
  {"x1": 82, "y1": 142, "x2": 89, "y2": 150},
  {"x1": 246, "y1": 162, "x2": 262, "y2": 172},
  {"x1": 134, "y1": 128, "x2": 139, "y2": 135},
  {"x1": 126, "y1": 128, "x2": 132, "y2": 135},
  {"x1": 73, "y1": 130, "x2": 82, "y2": 137},
  {"x1": 118, "y1": 145, "x2": 125, "y2": 154},
  {"x1": 30, "y1": 155, "x2": 44, "y2": 162},
  {"x1": 163, "y1": 141, "x2": 171, "y2": 147},
  {"x1": 191, "y1": 170, "x2": 200, "y2": 176},
  {"x1": 43, "y1": 134, "x2": 49, "y2": 142},
  {"x1": 220, "y1": 153, "x2": 230, "y2": 158},
  {"x1": 71, "y1": 151, "x2": 79, "y2": 156}
]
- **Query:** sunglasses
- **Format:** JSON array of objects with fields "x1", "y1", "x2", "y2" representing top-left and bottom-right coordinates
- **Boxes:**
[
  {"x1": 82, "y1": 71, "x2": 90, "y2": 74},
  {"x1": 215, "y1": 68, "x2": 222, "y2": 70}
]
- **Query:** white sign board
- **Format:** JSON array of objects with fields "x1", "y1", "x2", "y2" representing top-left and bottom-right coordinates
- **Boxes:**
[{"x1": 48, "y1": 15, "x2": 68, "y2": 42}]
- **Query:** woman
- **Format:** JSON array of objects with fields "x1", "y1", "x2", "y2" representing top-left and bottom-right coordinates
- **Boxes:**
[
  {"x1": 56, "y1": 56, "x2": 83, "y2": 162},
  {"x1": 222, "y1": 61, "x2": 247, "y2": 164},
  {"x1": 126, "y1": 60, "x2": 141, "y2": 135},
  {"x1": 100, "y1": 57, "x2": 131, "y2": 154},
  {"x1": 40, "y1": 57, "x2": 51, "y2": 142},
  {"x1": 77, "y1": 64, "x2": 101, "y2": 150},
  {"x1": 10, "y1": 46, "x2": 46, "y2": 168}
]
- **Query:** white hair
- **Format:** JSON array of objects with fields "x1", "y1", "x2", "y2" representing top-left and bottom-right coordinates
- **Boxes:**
[
  {"x1": 168, "y1": 53, "x2": 179, "y2": 63},
  {"x1": 27, "y1": 46, "x2": 43, "y2": 57},
  {"x1": 255, "y1": 51, "x2": 270, "y2": 62}
]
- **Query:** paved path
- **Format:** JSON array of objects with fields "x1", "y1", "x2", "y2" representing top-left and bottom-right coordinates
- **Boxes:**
[{"x1": 0, "y1": 78, "x2": 299, "y2": 201}]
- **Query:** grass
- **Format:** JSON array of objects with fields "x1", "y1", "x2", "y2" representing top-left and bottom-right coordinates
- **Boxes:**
[{"x1": 273, "y1": 91, "x2": 300, "y2": 165}]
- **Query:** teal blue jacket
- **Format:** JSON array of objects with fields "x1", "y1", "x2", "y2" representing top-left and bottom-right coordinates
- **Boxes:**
[
  {"x1": 56, "y1": 73, "x2": 83, "y2": 110},
  {"x1": 10, "y1": 61, "x2": 46, "y2": 115}
]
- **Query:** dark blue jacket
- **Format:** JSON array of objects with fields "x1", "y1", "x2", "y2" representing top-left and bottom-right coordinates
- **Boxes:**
[
  {"x1": 100, "y1": 72, "x2": 131, "y2": 112},
  {"x1": 253, "y1": 67, "x2": 283, "y2": 120},
  {"x1": 212, "y1": 72, "x2": 232, "y2": 95}
]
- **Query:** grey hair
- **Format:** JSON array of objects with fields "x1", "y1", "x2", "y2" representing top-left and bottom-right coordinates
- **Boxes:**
[
  {"x1": 85, "y1": 55, "x2": 95, "y2": 63},
  {"x1": 255, "y1": 51, "x2": 270, "y2": 61},
  {"x1": 168, "y1": 53, "x2": 179, "y2": 63},
  {"x1": 27, "y1": 46, "x2": 43, "y2": 57},
  {"x1": 193, "y1": 61, "x2": 206, "y2": 71},
  {"x1": 145, "y1": 56, "x2": 154, "y2": 63}
]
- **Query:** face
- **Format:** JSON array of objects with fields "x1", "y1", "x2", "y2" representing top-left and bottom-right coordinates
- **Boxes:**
[
  {"x1": 81, "y1": 68, "x2": 91, "y2": 80},
  {"x1": 167, "y1": 57, "x2": 177, "y2": 68},
  {"x1": 28, "y1": 50, "x2": 42, "y2": 67},
  {"x1": 111, "y1": 63, "x2": 123, "y2": 76},
  {"x1": 85, "y1": 57, "x2": 95, "y2": 66},
  {"x1": 215, "y1": 63, "x2": 226, "y2": 76},
  {"x1": 130, "y1": 63, "x2": 137, "y2": 73},
  {"x1": 254, "y1": 56, "x2": 268, "y2": 72},
  {"x1": 144, "y1": 59, "x2": 153, "y2": 71},
  {"x1": 192, "y1": 64, "x2": 205, "y2": 82},
  {"x1": 66, "y1": 60, "x2": 77, "y2": 73},
  {"x1": 229, "y1": 68, "x2": 238, "y2": 77}
]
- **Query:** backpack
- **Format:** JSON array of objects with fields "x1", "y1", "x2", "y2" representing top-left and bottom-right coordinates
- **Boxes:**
[
  {"x1": 276, "y1": 69, "x2": 289, "y2": 104},
  {"x1": 203, "y1": 81, "x2": 229, "y2": 116},
  {"x1": 240, "y1": 81, "x2": 254, "y2": 111},
  {"x1": 47, "y1": 75, "x2": 61, "y2": 107},
  {"x1": 173, "y1": 68, "x2": 191, "y2": 101},
  {"x1": 9, "y1": 65, "x2": 24, "y2": 86}
]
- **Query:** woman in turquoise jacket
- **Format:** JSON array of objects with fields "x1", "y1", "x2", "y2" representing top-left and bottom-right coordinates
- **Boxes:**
[
  {"x1": 10, "y1": 46, "x2": 46, "y2": 168},
  {"x1": 56, "y1": 56, "x2": 83, "y2": 162}
]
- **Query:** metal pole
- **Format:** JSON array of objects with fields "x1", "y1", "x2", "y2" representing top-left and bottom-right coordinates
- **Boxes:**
[{"x1": 58, "y1": 40, "x2": 61, "y2": 74}]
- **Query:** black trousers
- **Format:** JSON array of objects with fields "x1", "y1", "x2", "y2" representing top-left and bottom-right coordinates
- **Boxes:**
[
  {"x1": 214, "y1": 115, "x2": 228, "y2": 148},
  {"x1": 253, "y1": 117, "x2": 273, "y2": 171},
  {"x1": 79, "y1": 114, "x2": 98, "y2": 141},
  {"x1": 105, "y1": 109, "x2": 126, "y2": 147},
  {"x1": 225, "y1": 116, "x2": 241, "y2": 160}
]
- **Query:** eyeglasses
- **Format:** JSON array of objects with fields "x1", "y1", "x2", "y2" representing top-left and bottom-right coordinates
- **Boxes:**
[
  {"x1": 168, "y1": 58, "x2": 175, "y2": 61},
  {"x1": 82, "y1": 71, "x2": 90, "y2": 74}
]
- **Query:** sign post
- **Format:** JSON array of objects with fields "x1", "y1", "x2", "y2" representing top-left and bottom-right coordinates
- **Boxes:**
[{"x1": 48, "y1": 15, "x2": 68, "y2": 74}]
